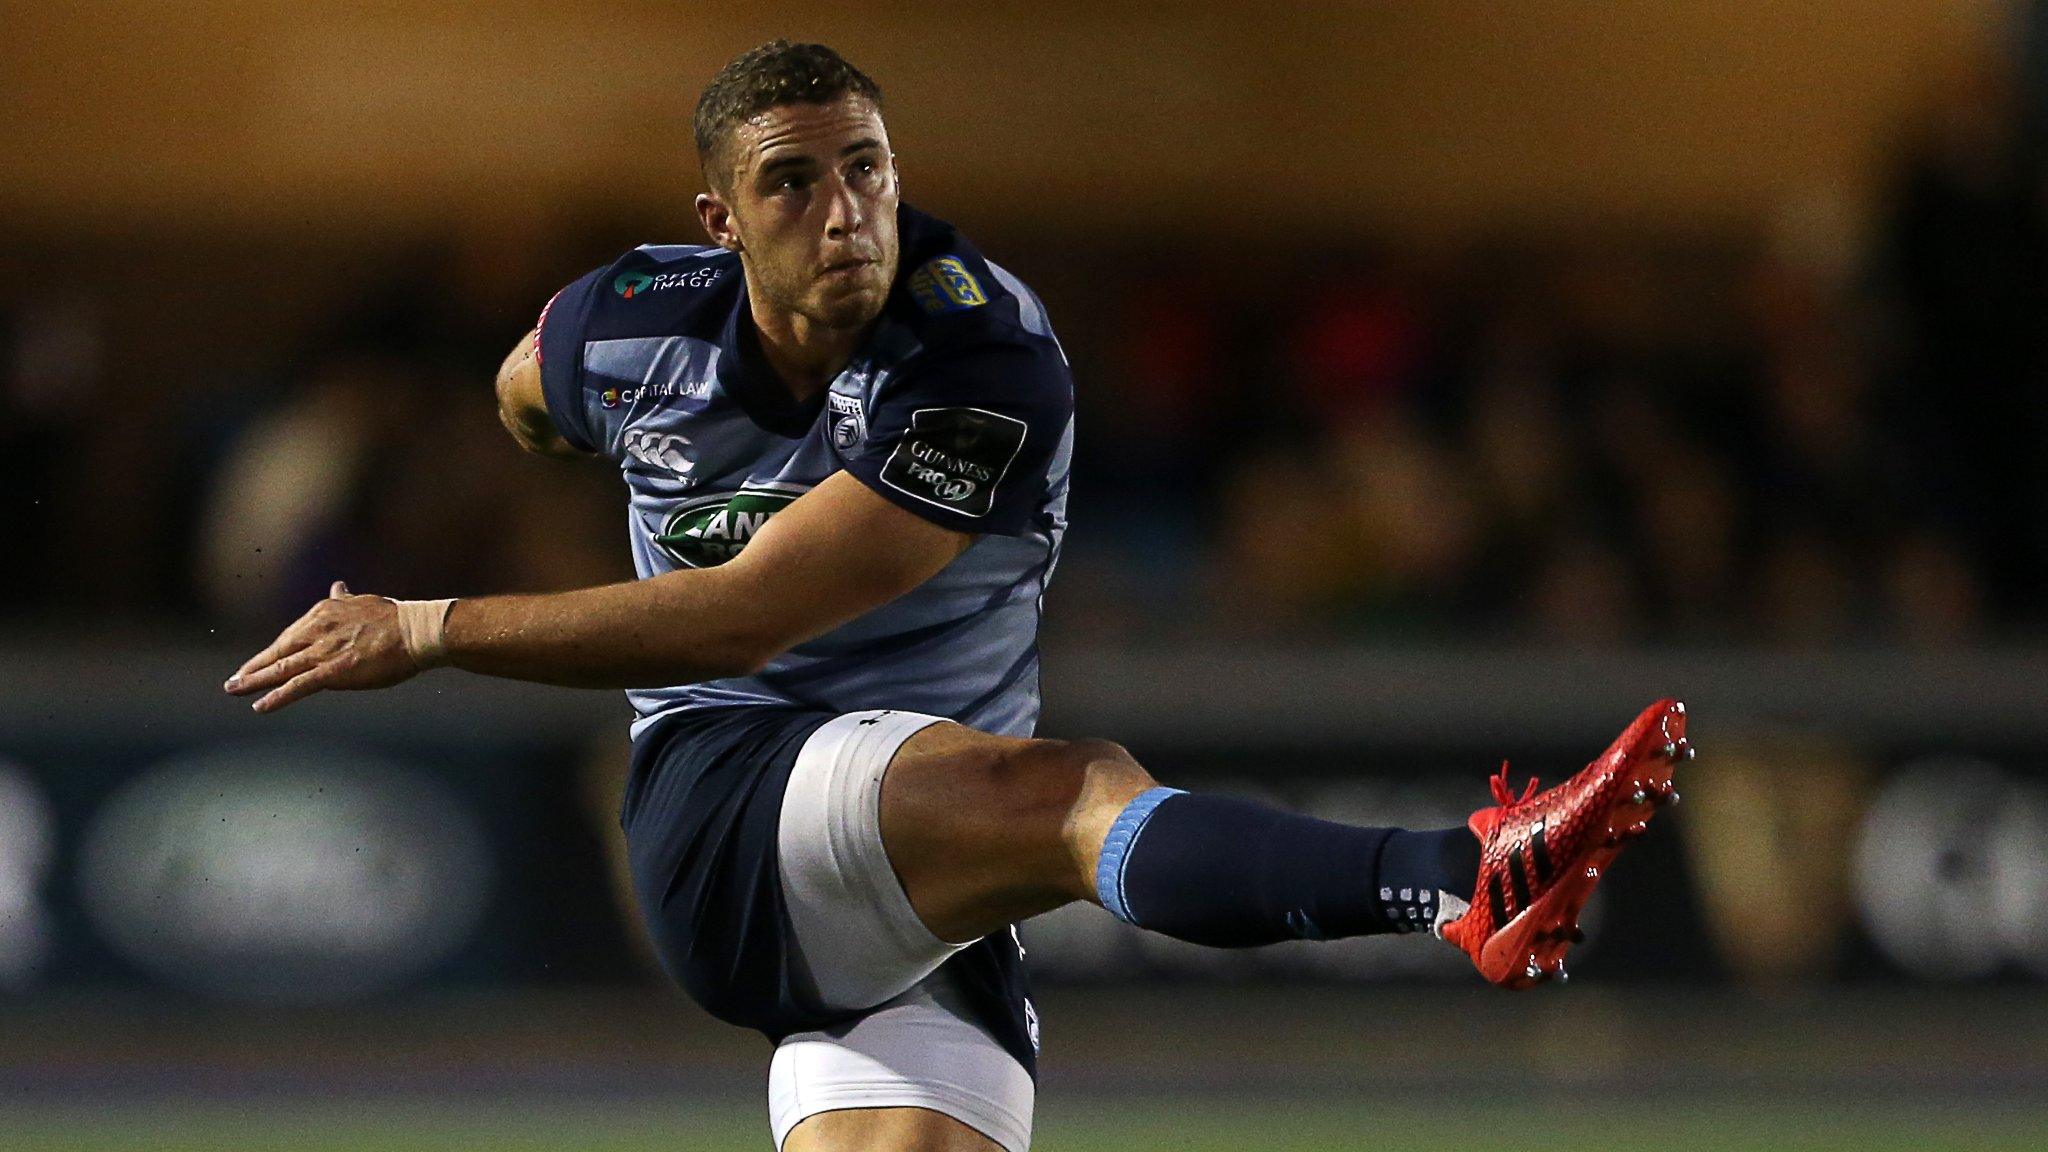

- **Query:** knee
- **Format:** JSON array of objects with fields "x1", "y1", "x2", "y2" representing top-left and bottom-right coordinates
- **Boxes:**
[
  {"x1": 1050, "y1": 736, "x2": 1143, "y2": 776},
  {"x1": 981, "y1": 737, "x2": 1153, "y2": 826},
  {"x1": 885, "y1": 727, "x2": 1157, "y2": 862}
]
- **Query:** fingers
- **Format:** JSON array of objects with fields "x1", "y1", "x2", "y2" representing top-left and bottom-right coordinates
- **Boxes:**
[
  {"x1": 223, "y1": 580, "x2": 407, "y2": 712},
  {"x1": 226, "y1": 586, "x2": 345, "y2": 691},
  {"x1": 228, "y1": 625, "x2": 315, "y2": 688},
  {"x1": 227, "y1": 646, "x2": 322, "y2": 697},
  {"x1": 253, "y1": 665, "x2": 332, "y2": 713}
]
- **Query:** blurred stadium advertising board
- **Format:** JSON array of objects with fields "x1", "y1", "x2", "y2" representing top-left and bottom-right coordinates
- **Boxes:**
[{"x1": 1, "y1": 643, "x2": 2045, "y2": 999}]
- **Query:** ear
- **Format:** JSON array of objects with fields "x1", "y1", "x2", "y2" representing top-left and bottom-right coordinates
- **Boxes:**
[{"x1": 697, "y1": 192, "x2": 742, "y2": 253}]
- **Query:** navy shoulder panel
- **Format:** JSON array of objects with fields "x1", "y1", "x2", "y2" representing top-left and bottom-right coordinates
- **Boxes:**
[
  {"x1": 839, "y1": 206, "x2": 1073, "y2": 535},
  {"x1": 535, "y1": 245, "x2": 740, "y2": 452},
  {"x1": 885, "y1": 205, "x2": 1059, "y2": 360},
  {"x1": 583, "y1": 244, "x2": 742, "y2": 342}
]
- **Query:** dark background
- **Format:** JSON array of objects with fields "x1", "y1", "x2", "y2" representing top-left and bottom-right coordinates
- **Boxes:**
[{"x1": 2, "y1": 3, "x2": 2045, "y2": 1149}]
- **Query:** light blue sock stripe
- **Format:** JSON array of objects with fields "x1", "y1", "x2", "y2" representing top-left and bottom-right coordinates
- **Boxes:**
[{"x1": 1094, "y1": 786, "x2": 1186, "y2": 924}]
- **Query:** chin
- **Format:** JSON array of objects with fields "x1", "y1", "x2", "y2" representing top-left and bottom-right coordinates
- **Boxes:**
[{"x1": 809, "y1": 285, "x2": 888, "y2": 330}]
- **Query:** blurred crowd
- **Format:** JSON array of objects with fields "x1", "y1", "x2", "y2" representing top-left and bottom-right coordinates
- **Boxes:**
[{"x1": 4, "y1": 66, "x2": 2046, "y2": 649}]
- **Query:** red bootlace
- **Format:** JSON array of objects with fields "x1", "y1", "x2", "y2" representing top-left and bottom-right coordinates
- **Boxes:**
[{"x1": 1488, "y1": 761, "x2": 1541, "y2": 807}]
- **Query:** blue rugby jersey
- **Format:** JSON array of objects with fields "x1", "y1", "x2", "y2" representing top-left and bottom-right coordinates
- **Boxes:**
[{"x1": 536, "y1": 205, "x2": 1072, "y2": 740}]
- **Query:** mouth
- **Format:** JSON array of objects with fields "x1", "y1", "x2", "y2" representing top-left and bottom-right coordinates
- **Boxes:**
[{"x1": 820, "y1": 256, "x2": 878, "y2": 279}]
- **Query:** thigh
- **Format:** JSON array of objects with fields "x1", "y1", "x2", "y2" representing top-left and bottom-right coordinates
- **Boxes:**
[
  {"x1": 626, "y1": 707, "x2": 837, "y2": 1039},
  {"x1": 778, "y1": 709, "x2": 964, "y2": 1011},
  {"x1": 783, "y1": 1108, "x2": 1004, "y2": 1152},
  {"x1": 880, "y1": 722, "x2": 1154, "y2": 943},
  {"x1": 768, "y1": 971, "x2": 1035, "y2": 1152},
  {"x1": 777, "y1": 709, "x2": 1061, "y2": 1066}
]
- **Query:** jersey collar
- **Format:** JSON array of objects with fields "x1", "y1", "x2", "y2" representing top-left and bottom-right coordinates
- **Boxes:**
[{"x1": 715, "y1": 289, "x2": 831, "y2": 439}]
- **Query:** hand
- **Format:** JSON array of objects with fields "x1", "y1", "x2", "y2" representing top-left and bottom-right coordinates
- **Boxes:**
[{"x1": 224, "y1": 581, "x2": 422, "y2": 713}]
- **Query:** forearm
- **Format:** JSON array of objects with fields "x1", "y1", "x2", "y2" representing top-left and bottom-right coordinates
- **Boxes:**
[
  {"x1": 226, "y1": 473, "x2": 971, "y2": 713},
  {"x1": 443, "y1": 568, "x2": 779, "y2": 689},
  {"x1": 497, "y1": 401, "x2": 586, "y2": 459}
]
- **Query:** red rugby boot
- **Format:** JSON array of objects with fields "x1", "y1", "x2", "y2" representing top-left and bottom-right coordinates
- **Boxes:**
[{"x1": 1439, "y1": 698, "x2": 1690, "y2": 989}]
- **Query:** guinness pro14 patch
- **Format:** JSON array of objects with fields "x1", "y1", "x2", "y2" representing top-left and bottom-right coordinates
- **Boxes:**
[{"x1": 879, "y1": 406, "x2": 1028, "y2": 518}]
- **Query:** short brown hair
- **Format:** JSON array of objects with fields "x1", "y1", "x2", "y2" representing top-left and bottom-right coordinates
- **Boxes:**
[{"x1": 694, "y1": 41, "x2": 883, "y2": 186}]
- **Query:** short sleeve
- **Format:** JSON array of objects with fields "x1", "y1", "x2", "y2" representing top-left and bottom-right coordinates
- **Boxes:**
[
  {"x1": 844, "y1": 339, "x2": 1073, "y2": 536},
  {"x1": 534, "y1": 266, "x2": 608, "y2": 455}
]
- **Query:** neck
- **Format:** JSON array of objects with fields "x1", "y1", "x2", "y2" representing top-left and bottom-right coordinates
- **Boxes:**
[{"x1": 747, "y1": 283, "x2": 871, "y2": 401}]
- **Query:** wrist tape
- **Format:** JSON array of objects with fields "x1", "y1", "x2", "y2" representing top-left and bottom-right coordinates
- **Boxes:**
[{"x1": 392, "y1": 598, "x2": 456, "y2": 669}]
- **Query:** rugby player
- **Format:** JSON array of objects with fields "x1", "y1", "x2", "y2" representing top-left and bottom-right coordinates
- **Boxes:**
[{"x1": 225, "y1": 41, "x2": 1689, "y2": 1152}]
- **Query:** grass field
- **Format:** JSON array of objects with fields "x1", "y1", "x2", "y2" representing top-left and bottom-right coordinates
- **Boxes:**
[
  {"x1": 8, "y1": 988, "x2": 2044, "y2": 1151},
  {"x1": 5, "y1": 1097, "x2": 2045, "y2": 1152}
]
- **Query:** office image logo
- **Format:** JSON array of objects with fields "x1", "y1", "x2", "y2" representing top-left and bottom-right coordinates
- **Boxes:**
[{"x1": 616, "y1": 267, "x2": 725, "y2": 298}]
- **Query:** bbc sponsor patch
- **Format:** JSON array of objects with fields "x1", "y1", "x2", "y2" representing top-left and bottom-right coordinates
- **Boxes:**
[
  {"x1": 908, "y1": 256, "x2": 988, "y2": 315},
  {"x1": 879, "y1": 407, "x2": 1027, "y2": 518}
]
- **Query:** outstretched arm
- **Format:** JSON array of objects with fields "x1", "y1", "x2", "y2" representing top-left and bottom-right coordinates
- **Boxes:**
[{"x1": 223, "y1": 471, "x2": 974, "y2": 712}]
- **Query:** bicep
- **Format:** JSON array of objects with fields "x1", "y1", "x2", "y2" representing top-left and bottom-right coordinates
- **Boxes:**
[
  {"x1": 715, "y1": 470, "x2": 974, "y2": 652},
  {"x1": 495, "y1": 329, "x2": 587, "y2": 459},
  {"x1": 842, "y1": 341, "x2": 1073, "y2": 536}
]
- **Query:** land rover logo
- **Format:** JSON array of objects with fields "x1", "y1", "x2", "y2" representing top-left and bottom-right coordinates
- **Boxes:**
[{"x1": 653, "y1": 489, "x2": 801, "y2": 568}]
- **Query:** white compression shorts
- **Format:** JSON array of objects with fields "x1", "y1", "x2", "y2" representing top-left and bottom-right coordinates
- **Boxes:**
[{"x1": 771, "y1": 709, "x2": 1036, "y2": 1152}]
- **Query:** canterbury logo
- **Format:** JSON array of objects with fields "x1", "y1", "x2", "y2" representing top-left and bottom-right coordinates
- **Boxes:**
[{"x1": 623, "y1": 429, "x2": 694, "y2": 475}]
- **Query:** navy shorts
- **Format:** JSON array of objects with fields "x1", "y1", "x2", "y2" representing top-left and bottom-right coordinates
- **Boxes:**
[{"x1": 621, "y1": 705, "x2": 1038, "y2": 1075}]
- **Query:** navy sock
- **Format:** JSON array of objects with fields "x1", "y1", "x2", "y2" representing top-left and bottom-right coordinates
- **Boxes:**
[{"x1": 1096, "y1": 789, "x2": 1480, "y2": 946}]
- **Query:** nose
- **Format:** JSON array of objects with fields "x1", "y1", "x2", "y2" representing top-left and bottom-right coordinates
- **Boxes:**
[{"x1": 824, "y1": 174, "x2": 864, "y2": 240}]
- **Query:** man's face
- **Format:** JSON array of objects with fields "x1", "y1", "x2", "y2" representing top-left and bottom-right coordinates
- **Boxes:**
[{"x1": 699, "y1": 97, "x2": 900, "y2": 331}]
